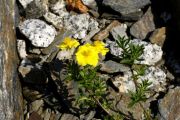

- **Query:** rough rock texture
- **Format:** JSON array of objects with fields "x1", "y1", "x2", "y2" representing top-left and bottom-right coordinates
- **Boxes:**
[
  {"x1": 0, "y1": 0, "x2": 23, "y2": 119},
  {"x1": 158, "y1": 87, "x2": 180, "y2": 120},
  {"x1": 102, "y1": 0, "x2": 150, "y2": 19},
  {"x1": 149, "y1": 27, "x2": 166, "y2": 47},
  {"x1": 19, "y1": 19, "x2": 57, "y2": 47},
  {"x1": 107, "y1": 39, "x2": 163, "y2": 65},
  {"x1": 93, "y1": 20, "x2": 120, "y2": 41},
  {"x1": 137, "y1": 66, "x2": 166, "y2": 92},
  {"x1": 25, "y1": 0, "x2": 48, "y2": 18},
  {"x1": 130, "y1": 7, "x2": 155, "y2": 39},
  {"x1": 132, "y1": 39, "x2": 163, "y2": 65}
]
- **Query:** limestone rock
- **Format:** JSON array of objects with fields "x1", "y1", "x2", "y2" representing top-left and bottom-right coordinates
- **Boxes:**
[
  {"x1": 107, "y1": 39, "x2": 163, "y2": 65},
  {"x1": 19, "y1": 19, "x2": 57, "y2": 47},
  {"x1": 158, "y1": 87, "x2": 180, "y2": 120},
  {"x1": 130, "y1": 7, "x2": 155, "y2": 39},
  {"x1": 132, "y1": 39, "x2": 163, "y2": 65}
]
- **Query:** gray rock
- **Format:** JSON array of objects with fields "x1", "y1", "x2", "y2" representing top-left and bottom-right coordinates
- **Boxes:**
[
  {"x1": 17, "y1": 39, "x2": 27, "y2": 59},
  {"x1": 110, "y1": 23, "x2": 128, "y2": 40},
  {"x1": 19, "y1": 19, "x2": 57, "y2": 47},
  {"x1": 60, "y1": 113, "x2": 79, "y2": 120},
  {"x1": 100, "y1": 60, "x2": 130, "y2": 73},
  {"x1": 23, "y1": 87, "x2": 43, "y2": 101},
  {"x1": 42, "y1": 109, "x2": 51, "y2": 120},
  {"x1": 158, "y1": 87, "x2": 180, "y2": 120},
  {"x1": 25, "y1": 0, "x2": 48, "y2": 18},
  {"x1": 130, "y1": 7, "x2": 155, "y2": 39},
  {"x1": 102, "y1": 0, "x2": 150, "y2": 20}
]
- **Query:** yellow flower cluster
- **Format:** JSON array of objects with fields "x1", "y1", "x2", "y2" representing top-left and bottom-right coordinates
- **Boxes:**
[
  {"x1": 76, "y1": 41, "x2": 109, "y2": 67},
  {"x1": 58, "y1": 37, "x2": 109, "y2": 67},
  {"x1": 57, "y1": 37, "x2": 79, "y2": 50}
]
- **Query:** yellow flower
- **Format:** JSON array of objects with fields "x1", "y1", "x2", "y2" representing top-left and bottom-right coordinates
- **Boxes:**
[
  {"x1": 93, "y1": 41, "x2": 109, "y2": 56},
  {"x1": 57, "y1": 37, "x2": 80, "y2": 50},
  {"x1": 76, "y1": 43, "x2": 99, "y2": 67}
]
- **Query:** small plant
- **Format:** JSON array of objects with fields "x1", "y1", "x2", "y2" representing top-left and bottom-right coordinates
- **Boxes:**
[
  {"x1": 128, "y1": 80, "x2": 152, "y2": 107},
  {"x1": 115, "y1": 36, "x2": 144, "y2": 65},
  {"x1": 58, "y1": 37, "x2": 114, "y2": 117}
]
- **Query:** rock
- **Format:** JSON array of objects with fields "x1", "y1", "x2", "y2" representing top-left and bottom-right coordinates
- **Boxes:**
[
  {"x1": 93, "y1": 20, "x2": 120, "y2": 41},
  {"x1": 101, "y1": 10, "x2": 143, "y2": 21},
  {"x1": 149, "y1": 27, "x2": 166, "y2": 47},
  {"x1": 110, "y1": 23, "x2": 128, "y2": 40},
  {"x1": 18, "y1": 0, "x2": 33, "y2": 8},
  {"x1": 158, "y1": 87, "x2": 180, "y2": 120},
  {"x1": 29, "y1": 112, "x2": 43, "y2": 120},
  {"x1": 18, "y1": 59, "x2": 48, "y2": 84},
  {"x1": 106, "y1": 39, "x2": 123, "y2": 57},
  {"x1": 60, "y1": 113, "x2": 79, "y2": 120},
  {"x1": 136, "y1": 66, "x2": 167, "y2": 92},
  {"x1": 29, "y1": 48, "x2": 41, "y2": 54},
  {"x1": 19, "y1": 19, "x2": 57, "y2": 47},
  {"x1": 132, "y1": 39, "x2": 163, "y2": 65},
  {"x1": 113, "y1": 71, "x2": 136, "y2": 93},
  {"x1": 102, "y1": 0, "x2": 150, "y2": 20},
  {"x1": 25, "y1": 0, "x2": 48, "y2": 18},
  {"x1": 108, "y1": 90, "x2": 146, "y2": 120},
  {"x1": 50, "y1": 0, "x2": 68, "y2": 16},
  {"x1": 17, "y1": 39, "x2": 27, "y2": 59},
  {"x1": 42, "y1": 109, "x2": 51, "y2": 120},
  {"x1": 80, "y1": 111, "x2": 96, "y2": 120},
  {"x1": 30, "y1": 100, "x2": 44, "y2": 112},
  {"x1": 44, "y1": 12, "x2": 64, "y2": 29},
  {"x1": 0, "y1": 1, "x2": 23, "y2": 119},
  {"x1": 100, "y1": 60, "x2": 130, "y2": 74},
  {"x1": 130, "y1": 7, "x2": 155, "y2": 39},
  {"x1": 64, "y1": 14, "x2": 99, "y2": 39},
  {"x1": 82, "y1": 0, "x2": 98, "y2": 10},
  {"x1": 107, "y1": 39, "x2": 163, "y2": 65}
]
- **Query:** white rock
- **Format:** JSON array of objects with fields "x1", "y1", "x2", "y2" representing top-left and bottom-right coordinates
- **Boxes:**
[
  {"x1": 113, "y1": 71, "x2": 136, "y2": 93},
  {"x1": 82, "y1": 0, "x2": 97, "y2": 9},
  {"x1": 132, "y1": 39, "x2": 163, "y2": 65},
  {"x1": 17, "y1": 39, "x2": 27, "y2": 59},
  {"x1": 64, "y1": 14, "x2": 99, "y2": 39},
  {"x1": 113, "y1": 66, "x2": 166, "y2": 93},
  {"x1": 18, "y1": 0, "x2": 33, "y2": 8},
  {"x1": 136, "y1": 66, "x2": 166, "y2": 92},
  {"x1": 19, "y1": 19, "x2": 57, "y2": 47},
  {"x1": 107, "y1": 39, "x2": 163, "y2": 65}
]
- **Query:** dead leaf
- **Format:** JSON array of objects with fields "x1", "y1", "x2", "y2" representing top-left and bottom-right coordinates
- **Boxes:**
[{"x1": 66, "y1": 0, "x2": 88, "y2": 13}]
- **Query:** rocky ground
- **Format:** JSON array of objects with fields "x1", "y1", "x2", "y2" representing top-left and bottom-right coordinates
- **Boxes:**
[{"x1": 15, "y1": 0, "x2": 180, "y2": 120}]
